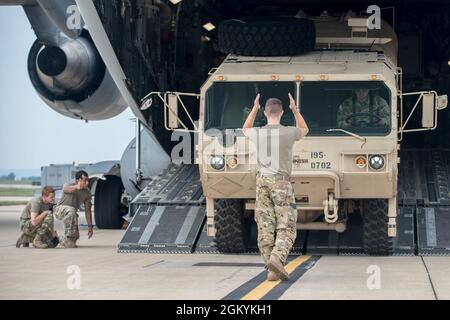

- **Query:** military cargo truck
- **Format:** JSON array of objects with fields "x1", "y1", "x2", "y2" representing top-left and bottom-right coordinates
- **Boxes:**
[{"x1": 120, "y1": 14, "x2": 447, "y2": 256}]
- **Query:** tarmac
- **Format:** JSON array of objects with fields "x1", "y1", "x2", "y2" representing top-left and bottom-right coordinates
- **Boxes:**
[{"x1": 1, "y1": 205, "x2": 450, "y2": 300}]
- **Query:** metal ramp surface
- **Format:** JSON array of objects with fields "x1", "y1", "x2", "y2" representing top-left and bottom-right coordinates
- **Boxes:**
[
  {"x1": 118, "y1": 205, "x2": 206, "y2": 253},
  {"x1": 398, "y1": 149, "x2": 450, "y2": 255},
  {"x1": 132, "y1": 164, "x2": 205, "y2": 206},
  {"x1": 118, "y1": 149, "x2": 450, "y2": 256},
  {"x1": 417, "y1": 206, "x2": 450, "y2": 255},
  {"x1": 118, "y1": 164, "x2": 208, "y2": 253}
]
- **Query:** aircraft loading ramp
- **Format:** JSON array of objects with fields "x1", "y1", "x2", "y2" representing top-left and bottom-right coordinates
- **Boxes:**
[{"x1": 118, "y1": 149, "x2": 450, "y2": 256}]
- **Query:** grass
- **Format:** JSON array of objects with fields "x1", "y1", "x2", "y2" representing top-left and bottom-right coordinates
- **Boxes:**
[
  {"x1": 0, "y1": 201, "x2": 28, "y2": 206},
  {"x1": 0, "y1": 188, "x2": 36, "y2": 197},
  {"x1": 0, "y1": 180, "x2": 32, "y2": 185}
]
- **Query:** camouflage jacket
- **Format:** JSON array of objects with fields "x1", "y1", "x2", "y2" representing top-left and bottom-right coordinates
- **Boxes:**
[{"x1": 337, "y1": 95, "x2": 390, "y2": 128}]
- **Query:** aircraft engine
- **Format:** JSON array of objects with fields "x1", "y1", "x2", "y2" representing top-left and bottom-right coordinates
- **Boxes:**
[{"x1": 27, "y1": 30, "x2": 127, "y2": 120}]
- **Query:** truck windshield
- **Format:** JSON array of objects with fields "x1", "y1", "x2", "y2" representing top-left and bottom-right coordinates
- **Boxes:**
[
  {"x1": 204, "y1": 80, "x2": 391, "y2": 136},
  {"x1": 300, "y1": 81, "x2": 392, "y2": 136},
  {"x1": 204, "y1": 81, "x2": 296, "y2": 130}
]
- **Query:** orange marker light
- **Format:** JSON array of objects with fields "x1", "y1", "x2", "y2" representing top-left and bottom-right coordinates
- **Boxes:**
[
  {"x1": 227, "y1": 157, "x2": 239, "y2": 169},
  {"x1": 270, "y1": 75, "x2": 280, "y2": 81},
  {"x1": 355, "y1": 156, "x2": 367, "y2": 168}
]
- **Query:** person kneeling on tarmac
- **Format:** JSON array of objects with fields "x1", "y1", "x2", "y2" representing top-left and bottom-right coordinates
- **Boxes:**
[
  {"x1": 16, "y1": 186, "x2": 59, "y2": 249},
  {"x1": 53, "y1": 170, "x2": 94, "y2": 248}
]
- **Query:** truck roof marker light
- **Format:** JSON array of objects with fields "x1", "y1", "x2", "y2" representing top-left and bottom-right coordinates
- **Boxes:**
[
  {"x1": 203, "y1": 23, "x2": 216, "y2": 32},
  {"x1": 271, "y1": 75, "x2": 280, "y2": 81},
  {"x1": 370, "y1": 74, "x2": 379, "y2": 80},
  {"x1": 215, "y1": 75, "x2": 227, "y2": 81},
  {"x1": 319, "y1": 74, "x2": 329, "y2": 81}
]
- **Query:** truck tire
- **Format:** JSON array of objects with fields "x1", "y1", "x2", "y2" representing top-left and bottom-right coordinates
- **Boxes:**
[
  {"x1": 362, "y1": 199, "x2": 394, "y2": 256},
  {"x1": 94, "y1": 175, "x2": 125, "y2": 229},
  {"x1": 218, "y1": 17, "x2": 316, "y2": 56},
  {"x1": 214, "y1": 199, "x2": 247, "y2": 253}
]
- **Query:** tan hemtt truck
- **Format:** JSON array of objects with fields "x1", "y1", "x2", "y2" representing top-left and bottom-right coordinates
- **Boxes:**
[{"x1": 147, "y1": 14, "x2": 448, "y2": 255}]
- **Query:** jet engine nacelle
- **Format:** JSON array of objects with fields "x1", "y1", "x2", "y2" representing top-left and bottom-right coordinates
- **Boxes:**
[{"x1": 28, "y1": 30, "x2": 127, "y2": 120}]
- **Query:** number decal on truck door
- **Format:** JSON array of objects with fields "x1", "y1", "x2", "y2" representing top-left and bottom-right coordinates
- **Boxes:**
[
  {"x1": 310, "y1": 152, "x2": 330, "y2": 169},
  {"x1": 294, "y1": 152, "x2": 333, "y2": 169},
  {"x1": 311, "y1": 162, "x2": 332, "y2": 169},
  {"x1": 311, "y1": 152, "x2": 325, "y2": 159}
]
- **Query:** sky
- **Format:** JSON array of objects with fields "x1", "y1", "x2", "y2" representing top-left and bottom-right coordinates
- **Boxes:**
[{"x1": 0, "y1": 6, "x2": 135, "y2": 176}]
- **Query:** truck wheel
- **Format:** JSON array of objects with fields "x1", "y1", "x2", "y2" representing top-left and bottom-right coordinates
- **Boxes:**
[
  {"x1": 218, "y1": 17, "x2": 316, "y2": 56},
  {"x1": 214, "y1": 199, "x2": 247, "y2": 253},
  {"x1": 362, "y1": 199, "x2": 394, "y2": 256},
  {"x1": 94, "y1": 175, "x2": 125, "y2": 229}
]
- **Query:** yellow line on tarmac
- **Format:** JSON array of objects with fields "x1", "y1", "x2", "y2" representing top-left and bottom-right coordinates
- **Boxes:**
[{"x1": 241, "y1": 255, "x2": 311, "y2": 300}]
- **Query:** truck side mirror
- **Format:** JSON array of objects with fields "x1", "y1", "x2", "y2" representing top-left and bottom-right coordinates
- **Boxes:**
[
  {"x1": 437, "y1": 95, "x2": 448, "y2": 111},
  {"x1": 400, "y1": 91, "x2": 447, "y2": 140},
  {"x1": 167, "y1": 93, "x2": 179, "y2": 129},
  {"x1": 142, "y1": 91, "x2": 200, "y2": 132},
  {"x1": 422, "y1": 93, "x2": 435, "y2": 128}
]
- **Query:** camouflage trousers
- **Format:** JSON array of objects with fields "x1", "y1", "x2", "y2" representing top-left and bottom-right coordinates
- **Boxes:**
[
  {"x1": 255, "y1": 177, "x2": 298, "y2": 266},
  {"x1": 20, "y1": 212, "x2": 55, "y2": 246},
  {"x1": 53, "y1": 205, "x2": 79, "y2": 240}
]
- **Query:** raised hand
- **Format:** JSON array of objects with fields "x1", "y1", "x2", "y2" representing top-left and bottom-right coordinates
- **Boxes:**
[
  {"x1": 254, "y1": 93, "x2": 261, "y2": 110},
  {"x1": 288, "y1": 92, "x2": 297, "y2": 111}
]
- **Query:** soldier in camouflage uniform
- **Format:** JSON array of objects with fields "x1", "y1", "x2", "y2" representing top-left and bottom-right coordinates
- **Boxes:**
[
  {"x1": 337, "y1": 89, "x2": 390, "y2": 128},
  {"x1": 244, "y1": 93, "x2": 309, "y2": 281},
  {"x1": 53, "y1": 170, "x2": 94, "y2": 248},
  {"x1": 256, "y1": 178, "x2": 297, "y2": 266},
  {"x1": 16, "y1": 186, "x2": 58, "y2": 249}
]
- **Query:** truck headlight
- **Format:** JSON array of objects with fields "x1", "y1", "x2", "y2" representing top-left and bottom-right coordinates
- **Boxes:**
[
  {"x1": 210, "y1": 156, "x2": 225, "y2": 170},
  {"x1": 369, "y1": 155, "x2": 385, "y2": 170}
]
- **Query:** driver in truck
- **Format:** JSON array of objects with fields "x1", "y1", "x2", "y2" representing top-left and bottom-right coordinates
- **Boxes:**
[
  {"x1": 337, "y1": 89, "x2": 390, "y2": 128},
  {"x1": 243, "y1": 93, "x2": 309, "y2": 281}
]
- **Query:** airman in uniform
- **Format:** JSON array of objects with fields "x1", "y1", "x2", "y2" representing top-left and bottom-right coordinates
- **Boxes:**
[
  {"x1": 16, "y1": 186, "x2": 58, "y2": 249},
  {"x1": 337, "y1": 89, "x2": 390, "y2": 128},
  {"x1": 243, "y1": 93, "x2": 309, "y2": 281},
  {"x1": 53, "y1": 170, "x2": 94, "y2": 248}
]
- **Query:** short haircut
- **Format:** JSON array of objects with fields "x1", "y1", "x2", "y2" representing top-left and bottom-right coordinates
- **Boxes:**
[
  {"x1": 42, "y1": 186, "x2": 55, "y2": 197},
  {"x1": 75, "y1": 170, "x2": 89, "y2": 181},
  {"x1": 265, "y1": 98, "x2": 283, "y2": 116}
]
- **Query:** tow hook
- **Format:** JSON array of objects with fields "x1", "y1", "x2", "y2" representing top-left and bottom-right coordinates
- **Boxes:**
[{"x1": 323, "y1": 193, "x2": 339, "y2": 223}]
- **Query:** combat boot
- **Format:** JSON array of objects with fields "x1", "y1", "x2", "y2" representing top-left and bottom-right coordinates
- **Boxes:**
[
  {"x1": 16, "y1": 233, "x2": 32, "y2": 248},
  {"x1": 33, "y1": 235, "x2": 49, "y2": 249},
  {"x1": 60, "y1": 237, "x2": 78, "y2": 248},
  {"x1": 268, "y1": 255, "x2": 289, "y2": 281},
  {"x1": 267, "y1": 270, "x2": 280, "y2": 281}
]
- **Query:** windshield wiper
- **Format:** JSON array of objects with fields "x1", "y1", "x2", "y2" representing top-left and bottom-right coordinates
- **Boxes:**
[{"x1": 326, "y1": 128, "x2": 367, "y2": 143}]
